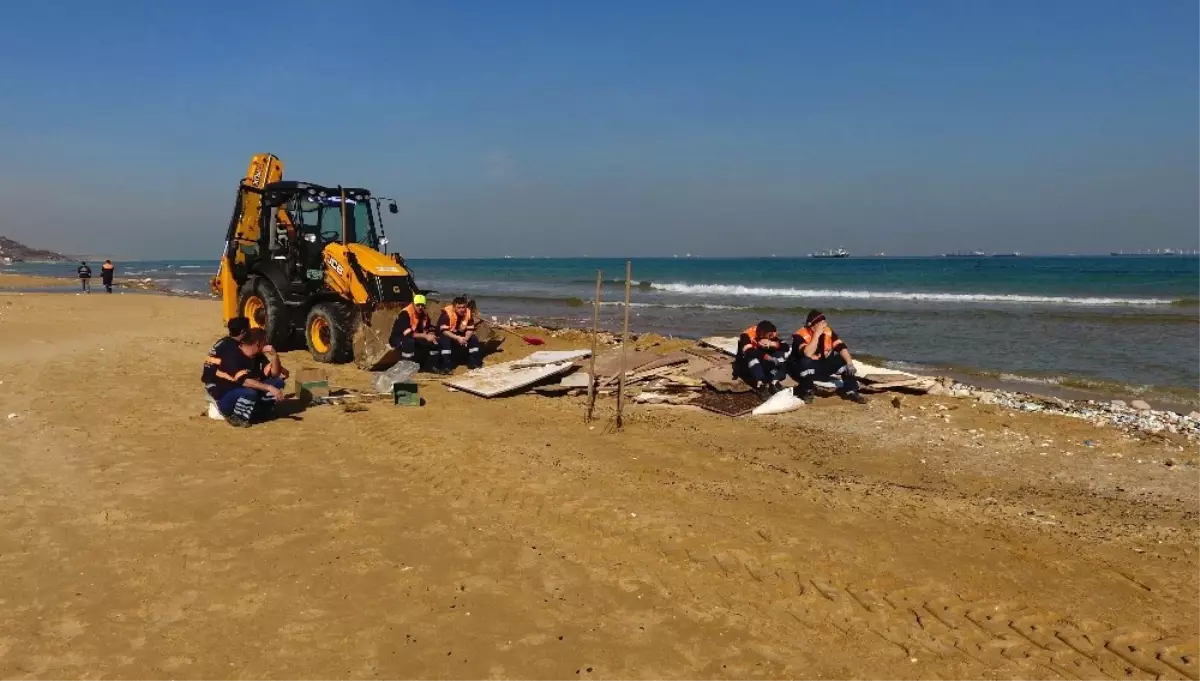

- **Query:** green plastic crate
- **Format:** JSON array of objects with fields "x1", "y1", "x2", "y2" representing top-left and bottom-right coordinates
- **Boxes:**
[{"x1": 392, "y1": 382, "x2": 420, "y2": 406}]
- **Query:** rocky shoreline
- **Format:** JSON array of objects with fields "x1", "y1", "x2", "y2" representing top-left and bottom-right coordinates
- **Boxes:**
[{"x1": 924, "y1": 377, "x2": 1200, "y2": 441}]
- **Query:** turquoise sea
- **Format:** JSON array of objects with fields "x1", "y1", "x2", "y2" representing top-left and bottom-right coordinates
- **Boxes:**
[{"x1": 7, "y1": 256, "x2": 1198, "y2": 404}]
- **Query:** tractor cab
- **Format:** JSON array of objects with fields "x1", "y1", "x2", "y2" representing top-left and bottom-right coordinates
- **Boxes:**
[{"x1": 257, "y1": 181, "x2": 400, "y2": 293}]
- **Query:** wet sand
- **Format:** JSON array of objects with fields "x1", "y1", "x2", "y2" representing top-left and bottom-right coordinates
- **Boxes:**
[
  {"x1": 0, "y1": 273, "x2": 82, "y2": 289},
  {"x1": 0, "y1": 293, "x2": 1197, "y2": 679}
]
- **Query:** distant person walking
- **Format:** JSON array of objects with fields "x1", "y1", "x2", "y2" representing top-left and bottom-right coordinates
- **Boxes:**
[
  {"x1": 100, "y1": 260, "x2": 115, "y2": 293},
  {"x1": 76, "y1": 261, "x2": 92, "y2": 293}
]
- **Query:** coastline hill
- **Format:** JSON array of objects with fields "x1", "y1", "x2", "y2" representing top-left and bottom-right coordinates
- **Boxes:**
[{"x1": 0, "y1": 236, "x2": 69, "y2": 262}]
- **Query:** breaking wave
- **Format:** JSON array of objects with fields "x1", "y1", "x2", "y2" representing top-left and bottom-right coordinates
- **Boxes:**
[{"x1": 650, "y1": 282, "x2": 1176, "y2": 306}]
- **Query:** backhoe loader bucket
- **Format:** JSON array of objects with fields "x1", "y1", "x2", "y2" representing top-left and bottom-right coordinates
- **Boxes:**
[{"x1": 352, "y1": 307, "x2": 404, "y2": 371}]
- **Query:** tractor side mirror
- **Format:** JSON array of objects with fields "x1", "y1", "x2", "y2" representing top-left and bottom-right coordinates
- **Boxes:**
[{"x1": 388, "y1": 202, "x2": 399, "y2": 214}]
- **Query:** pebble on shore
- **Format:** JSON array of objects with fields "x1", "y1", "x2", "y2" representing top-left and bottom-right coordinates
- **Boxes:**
[{"x1": 941, "y1": 381, "x2": 1199, "y2": 441}]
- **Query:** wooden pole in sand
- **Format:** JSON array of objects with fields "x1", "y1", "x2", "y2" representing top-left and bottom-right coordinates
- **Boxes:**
[
  {"x1": 586, "y1": 269, "x2": 602, "y2": 422},
  {"x1": 616, "y1": 260, "x2": 632, "y2": 430}
]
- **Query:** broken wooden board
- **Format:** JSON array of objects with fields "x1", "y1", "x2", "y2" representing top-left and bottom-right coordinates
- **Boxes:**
[
  {"x1": 531, "y1": 384, "x2": 577, "y2": 396},
  {"x1": 861, "y1": 378, "x2": 937, "y2": 394},
  {"x1": 590, "y1": 348, "x2": 661, "y2": 378},
  {"x1": 853, "y1": 360, "x2": 919, "y2": 383},
  {"x1": 558, "y1": 371, "x2": 592, "y2": 389},
  {"x1": 693, "y1": 390, "x2": 763, "y2": 417},
  {"x1": 699, "y1": 366, "x2": 750, "y2": 393},
  {"x1": 624, "y1": 357, "x2": 690, "y2": 384},
  {"x1": 443, "y1": 359, "x2": 577, "y2": 398},
  {"x1": 684, "y1": 344, "x2": 731, "y2": 362},
  {"x1": 859, "y1": 378, "x2": 924, "y2": 392},
  {"x1": 514, "y1": 349, "x2": 591, "y2": 366},
  {"x1": 699, "y1": 336, "x2": 739, "y2": 356},
  {"x1": 634, "y1": 351, "x2": 691, "y2": 373},
  {"x1": 633, "y1": 391, "x2": 698, "y2": 405},
  {"x1": 596, "y1": 349, "x2": 689, "y2": 387}
]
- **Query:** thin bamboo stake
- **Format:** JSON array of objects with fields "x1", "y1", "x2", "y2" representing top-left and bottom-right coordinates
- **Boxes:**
[
  {"x1": 617, "y1": 261, "x2": 632, "y2": 430},
  {"x1": 586, "y1": 269, "x2": 602, "y2": 422}
]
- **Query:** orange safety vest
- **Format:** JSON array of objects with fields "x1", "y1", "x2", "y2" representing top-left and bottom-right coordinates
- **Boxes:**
[
  {"x1": 742, "y1": 325, "x2": 778, "y2": 353},
  {"x1": 442, "y1": 306, "x2": 473, "y2": 333},
  {"x1": 402, "y1": 304, "x2": 427, "y2": 333},
  {"x1": 741, "y1": 325, "x2": 760, "y2": 350},
  {"x1": 796, "y1": 326, "x2": 836, "y2": 359}
]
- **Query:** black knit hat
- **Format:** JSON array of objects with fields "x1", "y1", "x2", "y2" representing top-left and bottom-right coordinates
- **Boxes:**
[{"x1": 806, "y1": 310, "x2": 826, "y2": 326}]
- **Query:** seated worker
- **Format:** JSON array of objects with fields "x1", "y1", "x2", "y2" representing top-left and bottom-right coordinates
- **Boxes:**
[
  {"x1": 206, "y1": 328, "x2": 288, "y2": 427},
  {"x1": 202, "y1": 316, "x2": 250, "y2": 401},
  {"x1": 388, "y1": 294, "x2": 438, "y2": 370},
  {"x1": 436, "y1": 296, "x2": 482, "y2": 372},
  {"x1": 734, "y1": 320, "x2": 787, "y2": 395},
  {"x1": 786, "y1": 310, "x2": 867, "y2": 404}
]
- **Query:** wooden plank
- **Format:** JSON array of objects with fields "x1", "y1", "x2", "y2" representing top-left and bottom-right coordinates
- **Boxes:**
[
  {"x1": 514, "y1": 350, "x2": 591, "y2": 366},
  {"x1": 699, "y1": 366, "x2": 750, "y2": 393}
]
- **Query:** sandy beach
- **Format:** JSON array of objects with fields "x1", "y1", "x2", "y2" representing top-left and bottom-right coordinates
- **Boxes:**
[{"x1": 0, "y1": 292, "x2": 1197, "y2": 679}]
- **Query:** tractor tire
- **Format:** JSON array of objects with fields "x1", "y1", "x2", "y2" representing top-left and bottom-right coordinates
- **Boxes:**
[
  {"x1": 238, "y1": 278, "x2": 291, "y2": 348},
  {"x1": 305, "y1": 302, "x2": 356, "y2": 364}
]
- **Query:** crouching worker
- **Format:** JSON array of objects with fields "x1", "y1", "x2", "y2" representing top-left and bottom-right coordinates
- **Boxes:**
[
  {"x1": 735, "y1": 320, "x2": 787, "y2": 395},
  {"x1": 437, "y1": 296, "x2": 481, "y2": 373},
  {"x1": 388, "y1": 294, "x2": 438, "y2": 371},
  {"x1": 787, "y1": 310, "x2": 867, "y2": 404},
  {"x1": 206, "y1": 328, "x2": 288, "y2": 427}
]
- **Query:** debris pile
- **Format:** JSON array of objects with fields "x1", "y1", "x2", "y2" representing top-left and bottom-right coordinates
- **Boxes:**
[
  {"x1": 444, "y1": 334, "x2": 937, "y2": 414},
  {"x1": 437, "y1": 331, "x2": 1200, "y2": 437}
]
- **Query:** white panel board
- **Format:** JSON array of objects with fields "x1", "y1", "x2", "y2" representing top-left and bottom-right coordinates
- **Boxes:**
[
  {"x1": 445, "y1": 360, "x2": 577, "y2": 398},
  {"x1": 699, "y1": 336, "x2": 739, "y2": 356}
]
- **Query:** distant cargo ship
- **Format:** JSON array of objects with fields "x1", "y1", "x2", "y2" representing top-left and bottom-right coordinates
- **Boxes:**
[
  {"x1": 991, "y1": 252, "x2": 1021, "y2": 257},
  {"x1": 809, "y1": 248, "x2": 849, "y2": 259},
  {"x1": 1110, "y1": 249, "x2": 1196, "y2": 256},
  {"x1": 943, "y1": 251, "x2": 986, "y2": 257}
]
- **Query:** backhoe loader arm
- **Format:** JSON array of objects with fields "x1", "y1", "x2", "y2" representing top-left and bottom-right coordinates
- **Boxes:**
[{"x1": 212, "y1": 154, "x2": 284, "y2": 321}]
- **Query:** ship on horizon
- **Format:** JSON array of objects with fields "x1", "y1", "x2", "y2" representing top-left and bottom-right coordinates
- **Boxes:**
[
  {"x1": 1109, "y1": 248, "x2": 1197, "y2": 256},
  {"x1": 943, "y1": 250, "x2": 986, "y2": 257},
  {"x1": 809, "y1": 248, "x2": 850, "y2": 259}
]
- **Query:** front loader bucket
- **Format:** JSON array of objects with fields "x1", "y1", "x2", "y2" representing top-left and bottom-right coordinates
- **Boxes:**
[{"x1": 352, "y1": 307, "x2": 403, "y2": 371}]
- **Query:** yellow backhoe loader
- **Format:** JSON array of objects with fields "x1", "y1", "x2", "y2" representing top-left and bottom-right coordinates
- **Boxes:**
[{"x1": 211, "y1": 154, "x2": 421, "y2": 367}]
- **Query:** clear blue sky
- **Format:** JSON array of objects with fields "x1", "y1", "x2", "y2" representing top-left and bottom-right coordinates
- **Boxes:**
[{"x1": 0, "y1": 1, "x2": 1195, "y2": 258}]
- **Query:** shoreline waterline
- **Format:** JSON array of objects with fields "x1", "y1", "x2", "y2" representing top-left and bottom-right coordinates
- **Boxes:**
[{"x1": 3, "y1": 259, "x2": 1197, "y2": 410}]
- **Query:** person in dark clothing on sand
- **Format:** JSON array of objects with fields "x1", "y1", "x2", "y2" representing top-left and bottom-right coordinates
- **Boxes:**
[
  {"x1": 734, "y1": 320, "x2": 788, "y2": 395},
  {"x1": 77, "y1": 261, "x2": 92, "y2": 293},
  {"x1": 786, "y1": 310, "x2": 867, "y2": 404},
  {"x1": 204, "y1": 328, "x2": 288, "y2": 427},
  {"x1": 100, "y1": 260, "x2": 115, "y2": 293},
  {"x1": 202, "y1": 317, "x2": 250, "y2": 383}
]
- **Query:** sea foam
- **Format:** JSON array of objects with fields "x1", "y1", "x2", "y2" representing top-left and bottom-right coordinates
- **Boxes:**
[{"x1": 651, "y1": 282, "x2": 1174, "y2": 306}]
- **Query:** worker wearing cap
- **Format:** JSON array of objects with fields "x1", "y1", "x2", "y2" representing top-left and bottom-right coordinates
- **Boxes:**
[
  {"x1": 734, "y1": 320, "x2": 788, "y2": 395},
  {"x1": 786, "y1": 310, "x2": 867, "y2": 404},
  {"x1": 436, "y1": 296, "x2": 482, "y2": 373},
  {"x1": 389, "y1": 294, "x2": 438, "y2": 371}
]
